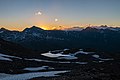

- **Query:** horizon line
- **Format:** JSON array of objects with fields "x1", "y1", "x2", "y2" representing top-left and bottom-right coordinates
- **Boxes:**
[{"x1": 0, "y1": 25, "x2": 120, "y2": 31}]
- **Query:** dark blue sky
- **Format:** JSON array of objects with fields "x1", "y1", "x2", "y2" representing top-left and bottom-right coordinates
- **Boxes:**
[{"x1": 0, "y1": 0, "x2": 120, "y2": 30}]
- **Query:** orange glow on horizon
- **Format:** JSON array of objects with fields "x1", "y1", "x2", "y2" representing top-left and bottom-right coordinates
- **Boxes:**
[{"x1": 0, "y1": 24, "x2": 120, "y2": 31}]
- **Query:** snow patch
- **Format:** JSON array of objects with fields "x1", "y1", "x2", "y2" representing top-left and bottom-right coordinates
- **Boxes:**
[
  {"x1": 92, "y1": 54, "x2": 114, "y2": 61},
  {"x1": 0, "y1": 56, "x2": 12, "y2": 61},
  {"x1": 0, "y1": 53, "x2": 22, "y2": 61},
  {"x1": 75, "y1": 51, "x2": 90, "y2": 55},
  {"x1": 1, "y1": 71, "x2": 69, "y2": 80},
  {"x1": 23, "y1": 66, "x2": 54, "y2": 71},
  {"x1": 92, "y1": 54, "x2": 100, "y2": 58},
  {"x1": 100, "y1": 58, "x2": 114, "y2": 61},
  {"x1": 0, "y1": 73, "x2": 11, "y2": 78},
  {"x1": 0, "y1": 54, "x2": 13, "y2": 61},
  {"x1": 63, "y1": 49, "x2": 69, "y2": 51},
  {"x1": 58, "y1": 56, "x2": 77, "y2": 60},
  {"x1": 75, "y1": 62, "x2": 88, "y2": 64},
  {"x1": 41, "y1": 52, "x2": 70, "y2": 58}
]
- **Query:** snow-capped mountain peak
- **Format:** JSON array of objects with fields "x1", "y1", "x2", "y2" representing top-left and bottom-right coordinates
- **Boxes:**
[
  {"x1": 88, "y1": 25, "x2": 120, "y2": 31},
  {"x1": 64, "y1": 26, "x2": 84, "y2": 31}
]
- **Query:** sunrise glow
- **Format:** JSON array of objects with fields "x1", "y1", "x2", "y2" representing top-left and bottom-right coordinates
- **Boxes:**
[{"x1": 0, "y1": 0, "x2": 120, "y2": 31}]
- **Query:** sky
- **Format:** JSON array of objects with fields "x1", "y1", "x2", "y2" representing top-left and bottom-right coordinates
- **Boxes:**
[{"x1": 0, "y1": 0, "x2": 120, "y2": 30}]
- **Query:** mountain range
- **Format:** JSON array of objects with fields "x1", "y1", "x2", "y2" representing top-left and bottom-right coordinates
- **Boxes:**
[{"x1": 0, "y1": 25, "x2": 120, "y2": 53}]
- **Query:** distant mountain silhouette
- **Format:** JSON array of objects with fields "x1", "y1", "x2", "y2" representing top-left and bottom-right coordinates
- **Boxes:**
[
  {"x1": 23, "y1": 26, "x2": 44, "y2": 33},
  {"x1": 0, "y1": 25, "x2": 120, "y2": 53}
]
